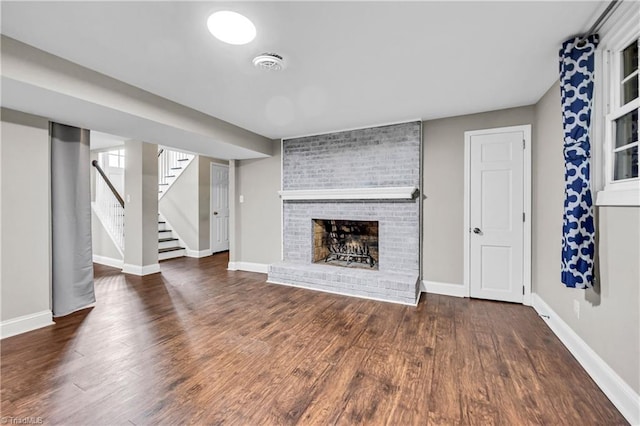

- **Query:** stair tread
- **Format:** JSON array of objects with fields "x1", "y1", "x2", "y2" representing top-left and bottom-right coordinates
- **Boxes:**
[
  {"x1": 165, "y1": 175, "x2": 176, "y2": 178},
  {"x1": 159, "y1": 229, "x2": 172, "y2": 233},
  {"x1": 159, "y1": 237, "x2": 179, "y2": 242},
  {"x1": 170, "y1": 167, "x2": 182, "y2": 170},
  {"x1": 177, "y1": 158, "x2": 189, "y2": 161},
  {"x1": 159, "y1": 247, "x2": 185, "y2": 253}
]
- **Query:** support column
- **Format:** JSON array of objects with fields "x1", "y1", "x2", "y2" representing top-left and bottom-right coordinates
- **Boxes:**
[{"x1": 123, "y1": 140, "x2": 159, "y2": 275}]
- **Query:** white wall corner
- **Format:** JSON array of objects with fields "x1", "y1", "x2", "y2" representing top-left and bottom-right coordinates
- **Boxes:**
[
  {"x1": 1, "y1": 310, "x2": 55, "y2": 339},
  {"x1": 92, "y1": 254, "x2": 124, "y2": 269},
  {"x1": 422, "y1": 280, "x2": 467, "y2": 298},
  {"x1": 186, "y1": 249, "x2": 212, "y2": 258},
  {"x1": 122, "y1": 263, "x2": 161, "y2": 276},
  {"x1": 230, "y1": 262, "x2": 269, "y2": 274},
  {"x1": 531, "y1": 293, "x2": 640, "y2": 425}
]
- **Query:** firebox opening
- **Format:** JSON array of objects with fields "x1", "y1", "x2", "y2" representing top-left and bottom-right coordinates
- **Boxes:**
[{"x1": 312, "y1": 219, "x2": 379, "y2": 270}]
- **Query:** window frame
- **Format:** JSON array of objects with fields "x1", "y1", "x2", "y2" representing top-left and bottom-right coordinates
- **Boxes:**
[{"x1": 594, "y1": 2, "x2": 640, "y2": 206}]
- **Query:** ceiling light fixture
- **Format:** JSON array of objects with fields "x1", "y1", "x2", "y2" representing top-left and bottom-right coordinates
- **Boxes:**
[
  {"x1": 207, "y1": 11, "x2": 256, "y2": 45},
  {"x1": 253, "y1": 53, "x2": 285, "y2": 71}
]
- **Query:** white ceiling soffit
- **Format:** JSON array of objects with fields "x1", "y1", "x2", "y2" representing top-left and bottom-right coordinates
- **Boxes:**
[
  {"x1": 0, "y1": 36, "x2": 272, "y2": 160},
  {"x1": 90, "y1": 131, "x2": 126, "y2": 151},
  {"x1": 1, "y1": 1, "x2": 602, "y2": 140}
]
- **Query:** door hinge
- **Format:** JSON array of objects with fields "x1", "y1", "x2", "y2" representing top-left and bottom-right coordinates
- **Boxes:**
[
  {"x1": 522, "y1": 139, "x2": 525, "y2": 149},
  {"x1": 523, "y1": 212, "x2": 525, "y2": 222},
  {"x1": 522, "y1": 286, "x2": 525, "y2": 295}
]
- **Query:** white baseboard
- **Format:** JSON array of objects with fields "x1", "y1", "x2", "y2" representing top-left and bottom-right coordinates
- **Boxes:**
[
  {"x1": 92, "y1": 254, "x2": 123, "y2": 269},
  {"x1": 227, "y1": 261, "x2": 269, "y2": 274},
  {"x1": 422, "y1": 280, "x2": 466, "y2": 298},
  {"x1": 267, "y1": 279, "x2": 418, "y2": 307},
  {"x1": 186, "y1": 249, "x2": 212, "y2": 258},
  {"x1": 531, "y1": 293, "x2": 640, "y2": 425},
  {"x1": 1, "y1": 310, "x2": 54, "y2": 339},
  {"x1": 122, "y1": 263, "x2": 161, "y2": 276}
]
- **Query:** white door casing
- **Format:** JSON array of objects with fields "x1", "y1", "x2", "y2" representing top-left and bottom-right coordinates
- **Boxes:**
[
  {"x1": 464, "y1": 125, "x2": 531, "y2": 304},
  {"x1": 210, "y1": 164, "x2": 230, "y2": 253}
]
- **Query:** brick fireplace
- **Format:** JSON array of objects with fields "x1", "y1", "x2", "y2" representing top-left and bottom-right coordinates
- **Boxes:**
[{"x1": 268, "y1": 121, "x2": 421, "y2": 305}]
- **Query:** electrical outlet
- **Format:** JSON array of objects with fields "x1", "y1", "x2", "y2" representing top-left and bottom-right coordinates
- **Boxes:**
[
  {"x1": 239, "y1": 195, "x2": 244, "y2": 203},
  {"x1": 573, "y1": 300, "x2": 580, "y2": 319}
]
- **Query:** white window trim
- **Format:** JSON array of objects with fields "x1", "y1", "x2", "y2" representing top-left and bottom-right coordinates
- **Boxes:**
[{"x1": 594, "y1": 1, "x2": 640, "y2": 207}]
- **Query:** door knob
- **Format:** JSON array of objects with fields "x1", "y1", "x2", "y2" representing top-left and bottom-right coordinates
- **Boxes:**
[
  {"x1": 213, "y1": 211, "x2": 218, "y2": 215},
  {"x1": 473, "y1": 227, "x2": 482, "y2": 234}
]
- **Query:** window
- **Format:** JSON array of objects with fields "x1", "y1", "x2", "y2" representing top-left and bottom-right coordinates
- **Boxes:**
[
  {"x1": 610, "y1": 40, "x2": 638, "y2": 182},
  {"x1": 596, "y1": 3, "x2": 640, "y2": 206},
  {"x1": 107, "y1": 149, "x2": 125, "y2": 169}
]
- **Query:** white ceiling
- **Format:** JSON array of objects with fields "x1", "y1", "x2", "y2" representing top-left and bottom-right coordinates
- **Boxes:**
[{"x1": 1, "y1": 1, "x2": 603, "y2": 140}]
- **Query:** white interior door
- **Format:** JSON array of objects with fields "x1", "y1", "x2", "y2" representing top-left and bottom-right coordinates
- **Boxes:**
[
  {"x1": 468, "y1": 128, "x2": 525, "y2": 303},
  {"x1": 210, "y1": 164, "x2": 229, "y2": 253}
]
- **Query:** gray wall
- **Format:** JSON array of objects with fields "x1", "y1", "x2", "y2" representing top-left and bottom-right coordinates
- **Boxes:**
[
  {"x1": 198, "y1": 156, "x2": 213, "y2": 250},
  {"x1": 422, "y1": 106, "x2": 535, "y2": 284},
  {"x1": 0, "y1": 108, "x2": 51, "y2": 321},
  {"x1": 235, "y1": 140, "x2": 282, "y2": 264},
  {"x1": 533, "y1": 82, "x2": 640, "y2": 394}
]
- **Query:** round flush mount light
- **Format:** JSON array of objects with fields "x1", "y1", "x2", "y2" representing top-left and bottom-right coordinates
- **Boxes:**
[
  {"x1": 253, "y1": 53, "x2": 285, "y2": 71},
  {"x1": 207, "y1": 11, "x2": 256, "y2": 45}
]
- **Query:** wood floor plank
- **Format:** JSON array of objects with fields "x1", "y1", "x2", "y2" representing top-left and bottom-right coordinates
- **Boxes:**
[
  {"x1": 0, "y1": 253, "x2": 628, "y2": 425},
  {"x1": 297, "y1": 346, "x2": 371, "y2": 425}
]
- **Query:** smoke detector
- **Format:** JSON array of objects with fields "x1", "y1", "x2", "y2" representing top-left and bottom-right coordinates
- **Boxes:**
[{"x1": 252, "y1": 53, "x2": 285, "y2": 71}]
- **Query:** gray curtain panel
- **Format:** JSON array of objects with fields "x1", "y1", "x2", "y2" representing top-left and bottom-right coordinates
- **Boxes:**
[{"x1": 51, "y1": 122, "x2": 95, "y2": 317}]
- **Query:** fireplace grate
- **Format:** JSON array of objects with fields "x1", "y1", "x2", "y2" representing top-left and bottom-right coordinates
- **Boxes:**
[
  {"x1": 324, "y1": 235, "x2": 376, "y2": 267},
  {"x1": 312, "y1": 219, "x2": 378, "y2": 270}
]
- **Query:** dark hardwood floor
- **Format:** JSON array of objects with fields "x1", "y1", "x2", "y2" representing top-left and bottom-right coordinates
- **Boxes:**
[{"x1": 1, "y1": 253, "x2": 626, "y2": 425}]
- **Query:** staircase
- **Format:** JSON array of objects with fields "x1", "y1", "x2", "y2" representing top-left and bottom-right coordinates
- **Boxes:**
[
  {"x1": 156, "y1": 147, "x2": 195, "y2": 260},
  {"x1": 158, "y1": 219, "x2": 185, "y2": 260},
  {"x1": 92, "y1": 147, "x2": 194, "y2": 264},
  {"x1": 158, "y1": 148, "x2": 194, "y2": 199}
]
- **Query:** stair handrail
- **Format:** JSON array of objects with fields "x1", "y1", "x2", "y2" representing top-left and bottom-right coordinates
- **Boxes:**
[{"x1": 92, "y1": 160, "x2": 125, "y2": 208}]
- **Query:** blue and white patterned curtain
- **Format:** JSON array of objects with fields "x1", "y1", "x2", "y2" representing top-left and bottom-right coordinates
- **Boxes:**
[{"x1": 559, "y1": 35, "x2": 598, "y2": 289}]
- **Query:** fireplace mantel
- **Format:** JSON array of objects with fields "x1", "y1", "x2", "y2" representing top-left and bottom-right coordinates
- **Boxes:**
[{"x1": 278, "y1": 186, "x2": 419, "y2": 201}]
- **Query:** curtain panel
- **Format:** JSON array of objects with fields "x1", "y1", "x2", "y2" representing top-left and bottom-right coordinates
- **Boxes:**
[
  {"x1": 51, "y1": 122, "x2": 96, "y2": 316},
  {"x1": 559, "y1": 35, "x2": 599, "y2": 289}
]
